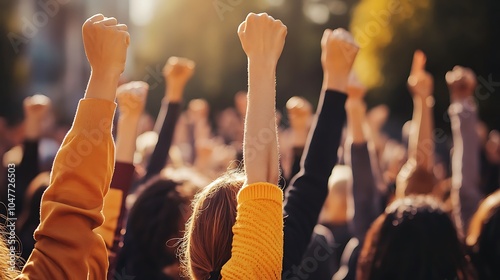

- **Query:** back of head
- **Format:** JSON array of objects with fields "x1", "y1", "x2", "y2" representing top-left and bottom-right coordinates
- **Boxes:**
[
  {"x1": 180, "y1": 171, "x2": 244, "y2": 280},
  {"x1": 467, "y1": 190, "x2": 500, "y2": 279},
  {"x1": 116, "y1": 176, "x2": 193, "y2": 279},
  {"x1": 358, "y1": 195, "x2": 471, "y2": 280}
]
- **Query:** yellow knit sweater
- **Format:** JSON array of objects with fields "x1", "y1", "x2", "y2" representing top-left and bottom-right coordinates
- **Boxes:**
[{"x1": 221, "y1": 182, "x2": 284, "y2": 279}]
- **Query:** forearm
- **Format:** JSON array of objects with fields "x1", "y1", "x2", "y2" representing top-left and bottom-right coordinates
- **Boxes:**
[
  {"x1": 283, "y1": 90, "x2": 347, "y2": 271},
  {"x1": 145, "y1": 102, "x2": 182, "y2": 180},
  {"x1": 346, "y1": 142, "x2": 381, "y2": 242},
  {"x1": 409, "y1": 96, "x2": 434, "y2": 170},
  {"x1": 115, "y1": 116, "x2": 140, "y2": 163},
  {"x1": 346, "y1": 100, "x2": 367, "y2": 144},
  {"x1": 85, "y1": 71, "x2": 120, "y2": 102},
  {"x1": 449, "y1": 98, "x2": 481, "y2": 230},
  {"x1": 244, "y1": 60, "x2": 279, "y2": 185}
]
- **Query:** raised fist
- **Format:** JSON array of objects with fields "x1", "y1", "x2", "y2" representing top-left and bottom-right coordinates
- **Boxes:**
[
  {"x1": 116, "y1": 81, "x2": 148, "y2": 118},
  {"x1": 445, "y1": 66, "x2": 477, "y2": 101},
  {"x1": 187, "y1": 99, "x2": 210, "y2": 123},
  {"x1": 237, "y1": 13, "x2": 287, "y2": 65},
  {"x1": 286, "y1": 96, "x2": 312, "y2": 132},
  {"x1": 24, "y1": 94, "x2": 51, "y2": 121},
  {"x1": 407, "y1": 50, "x2": 433, "y2": 98},
  {"x1": 163, "y1": 57, "x2": 196, "y2": 87},
  {"x1": 321, "y1": 28, "x2": 359, "y2": 82},
  {"x1": 82, "y1": 14, "x2": 129, "y2": 75},
  {"x1": 23, "y1": 94, "x2": 53, "y2": 139}
]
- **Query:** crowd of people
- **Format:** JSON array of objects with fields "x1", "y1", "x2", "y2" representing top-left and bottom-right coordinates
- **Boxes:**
[{"x1": 0, "y1": 11, "x2": 499, "y2": 280}]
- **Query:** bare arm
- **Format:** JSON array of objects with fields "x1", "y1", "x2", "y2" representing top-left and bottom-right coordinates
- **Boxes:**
[
  {"x1": 407, "y1": 50, "x2": 434, "y2": 171},
  {"x1": 239, "y1": 14, "x2": 286, "y2": 185}
]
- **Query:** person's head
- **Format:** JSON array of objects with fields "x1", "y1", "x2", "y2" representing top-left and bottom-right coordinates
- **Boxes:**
[
  {"x1": 180, "y1": 170, "x2": 245, "y2": 280},
  {"x1": 318, "y1": 165, "x2": 352, "y2": 224},
  {"x1": 358, "y1": 195, "x2": 472, "y2": 280},
  {"x1": 467, "y1": 189, "x2": 500, "y2": 279},
  {"x1": 116, "y1": 175, "x2": 195, "y2": 279}
]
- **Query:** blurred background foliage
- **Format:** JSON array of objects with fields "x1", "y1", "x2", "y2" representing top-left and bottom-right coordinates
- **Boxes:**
[{"x1": 1, "y1": 0, "x2": 499, "y2": 139}]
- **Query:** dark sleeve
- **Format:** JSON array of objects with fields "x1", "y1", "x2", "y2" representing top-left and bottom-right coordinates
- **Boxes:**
[
  {"x1": 282, "y1": 90, "x2": 347, "y2": 273},
  {"x1": 106, "y1": 162, "x2": 135, "y2": 279},
  {"x1": 144, "y1": 102, "x2": 182, "y2": 181},
  {"x1": 347, "y1": 143, "x2": 382, "y2": 242},
  {"x1": 17, "y1": 139, "x2": 40, "y2": 214},
  {"x1": 288, "y1": 147, "x2": 304, "y2": 183}
]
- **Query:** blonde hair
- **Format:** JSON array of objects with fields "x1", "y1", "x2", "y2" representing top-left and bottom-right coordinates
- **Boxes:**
[{"x1": 180, "y1": 171, "x2": 244, "y2": 279}]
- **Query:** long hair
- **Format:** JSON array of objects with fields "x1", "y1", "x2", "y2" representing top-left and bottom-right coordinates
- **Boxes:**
[
  {"x1": 0, "y1": 226, "x2": 20, "y2": 279},
  {"x1": 357, "y1": 195, "x2": 473, "y2": 280},
  {"x1": 115, "y1": 176, "x2": 193, "y2": 279},
  {"x1": 180, "y1": 170, "x2": 244, "y2": 280},
  {"x1": 467, "y1": 189, "x2": 500, "y2": 279}
]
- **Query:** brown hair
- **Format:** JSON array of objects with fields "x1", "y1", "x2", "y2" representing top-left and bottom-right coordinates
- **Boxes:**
[
  {"x1": 357, "y1": 195, "x2": 473, "y2": 280},
  {"x1": 0, "y1": 227, "x2": 20, "y2": 279},
  {"x1": 180, "y1": 171, "x2": 244, "y2": 280},
  {"x1": 467, "y1": 189, "x2": 500, "y2": 279}
]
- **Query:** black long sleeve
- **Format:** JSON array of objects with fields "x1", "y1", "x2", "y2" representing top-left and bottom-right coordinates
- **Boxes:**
[
  {"x1": 347, "y1": 143, "x2": 382, "y2": 242},
  {"x1": 16, "y1": 139, "x2": 40, "y2": 214},
  {"x1": 282, "y1": 90, "x2": 347, "y2": 273},
  {"x1": 144, "y1": 102, "x2": 182, "y2": 181}
]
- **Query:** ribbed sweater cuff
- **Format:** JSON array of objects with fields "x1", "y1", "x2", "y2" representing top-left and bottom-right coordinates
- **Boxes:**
[{"x1": 238, "y1": 182, "x2": 283, "y2": 204}]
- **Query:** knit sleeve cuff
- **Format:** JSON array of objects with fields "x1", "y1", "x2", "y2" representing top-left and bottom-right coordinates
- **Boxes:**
[{"x1": 238, "y1": 182, "x2": 283, "y2": 204}]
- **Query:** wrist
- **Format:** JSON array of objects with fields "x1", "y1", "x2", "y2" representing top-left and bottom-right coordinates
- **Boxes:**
[
  {"x1": 413, "y1": 95, "x2": 434, "y2": 107},
  {"x1": 166, "y1": 84, "x2": 184, "y2": 103},
  {"x1": 248, "y1": 57, "x2": 277, "y2": 72},
  {"x1": 119, "y1": 114, "x2": 141, "y2": 123},
  {"x1": 323, "y1": 73, "x2": 348, "y2": 92},
  {"x1": 85, "y1": 71, "x2": 121, "y2": 102}
]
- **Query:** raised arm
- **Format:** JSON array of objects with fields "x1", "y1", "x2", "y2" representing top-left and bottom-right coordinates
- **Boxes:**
[
  {"x1": 95, "y1": 81, "x2": 148, "y2": 276},
  {"x1": 282, "y1": 29, "x2": 358, "y2": 274},
  {"x1": 285, "y1": 97, "x2": 313, "y2": 183},
  {"x1": 344, "y1": 76, "x2": 382, "y2": 242},
  {"x1": 18, "y1": 14, "x2": 129, "y2": 279},
  {"x1": 396, "y1": 50, "x2": 435, "y2": 197},
  {"x1": 144, "y1": 57, "x2": 194, "y2": 180},
  {"x1": 220, "y1": 13, "x2": 286, "y2": 279},
  {"x1": 239, "y1": 15, "x2": 285, "y2": 185},
  {"x1": 446, "y1": 66, "x2": 481, "y2": 232},
  {"x1": 406, "y1": 50, "x2": 434, "y2": 171},
  {"x1": 16, "y1": 95, "x2": 51, "y2": 214}
]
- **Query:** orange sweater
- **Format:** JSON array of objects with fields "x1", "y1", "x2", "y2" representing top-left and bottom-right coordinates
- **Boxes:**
[
  {"x1": 17, "y1": 99, "x2": 116, "y2": 280},
  {"x1": 221, "y1": 182, "x2": 284, "y2": 279}
]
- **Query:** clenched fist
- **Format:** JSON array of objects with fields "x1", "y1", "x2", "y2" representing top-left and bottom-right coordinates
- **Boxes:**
[
  {"x1": 116, "y1": 81, "x2": 148, "y2": 119},
  {"x1": 237, "y1": 13, "x2": 287, "y2": 65},
  {"x1": 24, "y1": 94, "x2": 52, "y2": 139},
  {"x1": 445, "y1": 66, "x2": 477, "y2": 101},
  {"x1": 286, "y1": 96, "x2": 312, "y2": 132},
  {"x1": 407, "y1": 50, "x2": 433, "y2": 98},
  {"x1": 321, "y1": 28, "x2": 359, "y2": 92},
  {"x1": 163, "y1": 57, "x2": 196, "y2": 88},
  {"x1": 82, "y1": 14, "x2": 129, "y2": 76},
  {"x1": 24, "y1": 94, "x2": 51, "y2": 121}
]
